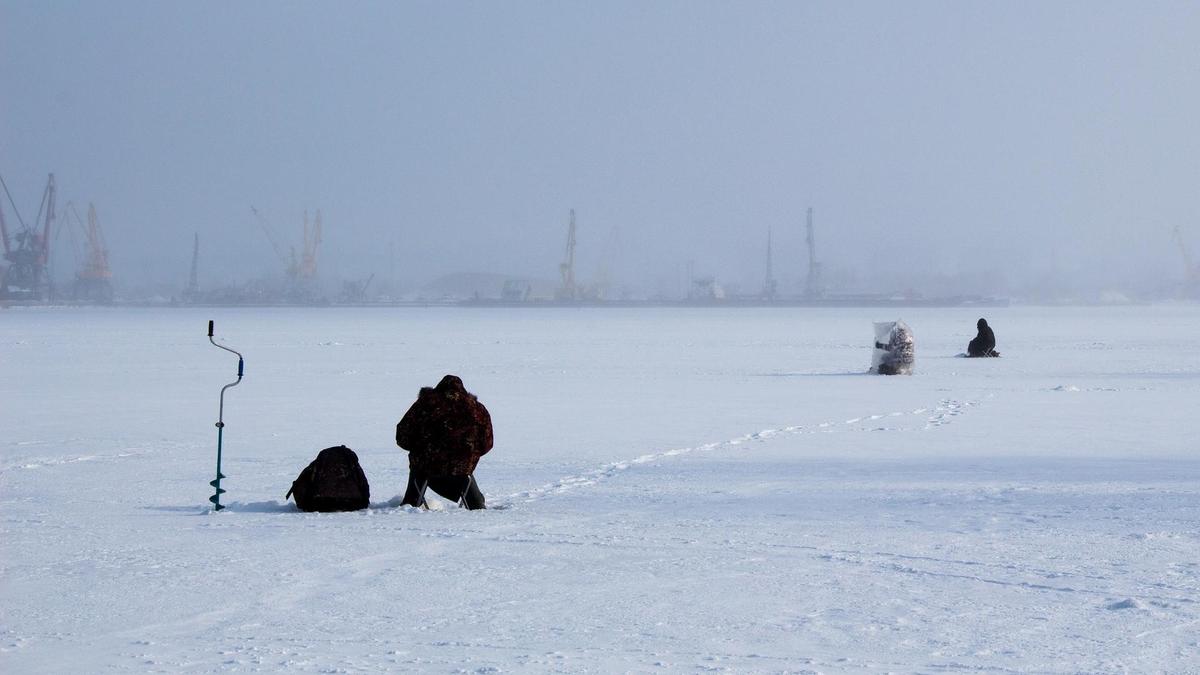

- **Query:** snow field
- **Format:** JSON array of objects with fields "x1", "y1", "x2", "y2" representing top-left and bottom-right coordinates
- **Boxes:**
[{"x1": 2, "y1": 305, "x2": 1199, "y2": 672}]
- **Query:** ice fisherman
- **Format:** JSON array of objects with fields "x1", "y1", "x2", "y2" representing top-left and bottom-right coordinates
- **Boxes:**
[
  {"x1": 967, "y1": 318, "x2": 999, "y2": 357},
  {"x1": 396, "y1": 374, "x2": 492, "y2": 510},
  {"x1": 872, "y1": 320, "x2": 915, "y2": 375}
]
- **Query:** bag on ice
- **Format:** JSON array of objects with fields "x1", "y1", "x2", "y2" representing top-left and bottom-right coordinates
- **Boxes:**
[
  {"x1": 870, "y1": 320, "x2": 914, "y2": 375},
  {"x1": 286, "y1": 445, "x2": 371, "y2": 512}
]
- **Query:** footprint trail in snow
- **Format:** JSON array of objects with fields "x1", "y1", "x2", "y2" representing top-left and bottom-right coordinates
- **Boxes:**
[{"x1": 500, "y1": 398, "x2": 976, "y2": 506}]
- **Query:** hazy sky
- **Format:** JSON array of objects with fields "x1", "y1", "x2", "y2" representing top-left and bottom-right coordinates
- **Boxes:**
[{"x1": 3, "y1": 1, "x2": 1198, "y2": 297}]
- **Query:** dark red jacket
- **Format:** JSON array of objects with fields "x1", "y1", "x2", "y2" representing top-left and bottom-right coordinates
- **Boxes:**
[{"x1": 396, "y1": 375, "x2": 493, "y2": 476}]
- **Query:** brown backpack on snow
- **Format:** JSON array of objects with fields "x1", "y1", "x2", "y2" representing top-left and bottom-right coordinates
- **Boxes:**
[{"x1": 286, "y1": 445, "x2": 370, "y2": 512}]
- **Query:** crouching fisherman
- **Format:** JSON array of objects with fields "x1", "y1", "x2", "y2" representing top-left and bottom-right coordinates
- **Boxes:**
[
  {"x1": 397, "y1": 375, "x2": 492, "y2": 510},
  {"x1": 967, "y1": 318, "x2": 1000, "y2": 357}
]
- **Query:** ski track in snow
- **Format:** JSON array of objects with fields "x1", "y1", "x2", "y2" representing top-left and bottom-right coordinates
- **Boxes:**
[{"x1": 500, "y1": 398, "x2": 976, "y2": 506}]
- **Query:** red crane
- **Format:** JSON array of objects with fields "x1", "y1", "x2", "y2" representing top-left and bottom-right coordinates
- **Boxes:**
[{"x1": 1, "y1": 173, "x2": 55, "y2": 301}]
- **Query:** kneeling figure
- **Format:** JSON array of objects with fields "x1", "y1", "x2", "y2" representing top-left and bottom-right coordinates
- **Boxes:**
[{"x1": 396, "y1": 375, "x2": 492, "y2": 509}]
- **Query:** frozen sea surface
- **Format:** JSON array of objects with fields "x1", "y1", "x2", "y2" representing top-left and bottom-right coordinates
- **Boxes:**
[{"x1": 2, "y1": 305, "x2": 1198, "y2": 673}]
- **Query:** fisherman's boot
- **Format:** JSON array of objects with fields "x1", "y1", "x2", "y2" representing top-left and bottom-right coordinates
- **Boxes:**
[
  {"x1": 459, "y1": 475, "x2": 486, "y2": 510},
  {"x1": 400, "y1": 473, "x2": 428, "y2": 508}
]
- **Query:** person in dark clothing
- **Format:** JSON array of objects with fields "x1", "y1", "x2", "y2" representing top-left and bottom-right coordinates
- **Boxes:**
[
  {"x1": 396, "y1": 374, "x2": 492, "y2": 509},
  {"x1": 967, "y1": 318, "x2": 999, "y2": 357}
]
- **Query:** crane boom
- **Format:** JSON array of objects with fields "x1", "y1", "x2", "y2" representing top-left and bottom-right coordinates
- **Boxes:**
[
  {"x1": 805, "y1": 207, "x2": 816, "y2": 268},
  {"x1": 187, "y1": 232, "x2": 200, "y2": 297},
  {"x1": 764, "y1": 226, "x2": 776, "y2": 299},
  {"x1": 558, "y1": 209, "x2": 577, "y2": 299},
  {"x1": 1175, "y1": 226, "x2": 1199, "y2": 282},
  {"x1": 251, "y1": 206, "x2": 296, "y2": 277},
  {"x1": 0, "y1": 172, "x2": 28, "y2": 255},
  {"x1": 298, "y1": 209, "x2": 321, "y2": 279},
  {"x1": 33, "y1": 174, "x2": 56, "y2": 266},
  {"x1": 0, "y1": 199, "x2": 9, "y2": 257},
  {"x1": 804, "y1": 206, "x2": 824, "y2": 298},
  {"x1": 80, "y1": 203, "x2": 111, "y2": 280}
]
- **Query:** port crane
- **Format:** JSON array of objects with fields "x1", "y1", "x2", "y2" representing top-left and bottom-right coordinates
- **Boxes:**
[
  {"x1": 59, "y1": 201, "x2": 114, "y2": 303},
  {"x1": 74, "y1": 203, "x2": 113, "y2": 302},
  {"x1": 250, "y1": 206, "x2": 322, "y2": 281},
  {"x1": 557, "y1": 209, "x2": 577, "y2": 300},
  {"x1": 804, "y1": 207, "x2": 824, "y2": 299},
  {"x1": 764, "y1": 226, "x2": 777, "y2": 300},
  {"x1": 0, "y1": 173, "x2": 56, "y2": 301},
  {"x1": 1174, "y1": 226, "x2": 1199, "y2": 297},
  {"x1": 297, "y1": 210, "x2": 321, "y2": 280},
  {"x1": 184, "y1": 232, "x2": 200, "y2": 301}
]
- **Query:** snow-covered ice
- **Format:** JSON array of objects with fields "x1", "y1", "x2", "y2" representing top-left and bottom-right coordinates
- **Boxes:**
[{"x1": 2, "y1": 305, "x2": 1198, "y2": 673}]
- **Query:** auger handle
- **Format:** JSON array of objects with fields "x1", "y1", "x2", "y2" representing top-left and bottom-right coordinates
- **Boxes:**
[{"x1": 209, "y1": 321, "x2": 244, "y2": 361}]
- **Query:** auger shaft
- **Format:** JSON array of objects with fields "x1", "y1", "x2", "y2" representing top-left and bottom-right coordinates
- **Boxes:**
[{"x1": 208, "y1": 320, "x2": 244, "y2": 511}]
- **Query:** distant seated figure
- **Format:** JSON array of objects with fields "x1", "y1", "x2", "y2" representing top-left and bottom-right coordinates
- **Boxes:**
[
  {"x1": 871, "y1": 320, "x2": 915, "y2": 375},
  {"x1": 396, "y1": 375, "x2": 492, "y2": 509},
  {"x1": 967, "y1": 318, "x2": 999, "y2": 357}
]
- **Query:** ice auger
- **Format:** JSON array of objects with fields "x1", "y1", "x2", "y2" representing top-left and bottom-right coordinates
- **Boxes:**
[{"x1": 207, "y1": 320, "x2": 244, "y2": 511}]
